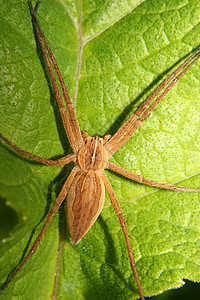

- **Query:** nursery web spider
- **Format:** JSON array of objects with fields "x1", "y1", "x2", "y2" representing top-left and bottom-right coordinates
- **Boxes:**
[{"x1": 0, "y1": 2, "x2": 200, "y2": 299}]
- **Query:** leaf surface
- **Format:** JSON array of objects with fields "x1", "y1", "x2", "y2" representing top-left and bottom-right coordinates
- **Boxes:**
[{"x1": 0, "y1": 0, "x2": 200, "y2": 299}]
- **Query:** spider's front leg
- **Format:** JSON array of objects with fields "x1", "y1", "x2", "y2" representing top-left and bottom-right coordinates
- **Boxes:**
[
  {"x1": 29, "y1": 0, "x2": 84, "y2": 153},
  {"x1": 104, "y1": 48, "x2": 200, "y2": 157}
]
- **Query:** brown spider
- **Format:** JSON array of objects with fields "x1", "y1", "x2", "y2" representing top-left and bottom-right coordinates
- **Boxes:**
[{"x1": 0, "y1": 2, "x2": 200, "y2": 299}]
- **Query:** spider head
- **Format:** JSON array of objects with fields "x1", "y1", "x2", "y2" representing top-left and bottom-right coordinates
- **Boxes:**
[{"x1": 77, "y1": 134, "x2": 108, "y2": 171}]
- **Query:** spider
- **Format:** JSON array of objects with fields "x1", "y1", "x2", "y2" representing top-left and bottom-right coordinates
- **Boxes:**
[{"x1": 0, "y1": 1, "x2": 200, "y2": 299}]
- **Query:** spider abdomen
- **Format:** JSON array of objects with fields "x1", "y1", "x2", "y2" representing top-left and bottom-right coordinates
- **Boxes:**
[{"x1": 66, "y1": 170, "x2": 105, "y2": 244}]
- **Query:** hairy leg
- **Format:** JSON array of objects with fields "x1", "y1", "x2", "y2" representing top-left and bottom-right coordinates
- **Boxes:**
[
  {"x1": 105, "y1": 48, "x2": 200, "y2": 157},
  {"x1": 102, "y1": 172, "x2": 145, "y2": 300},
  {"x1": 0, "y1": 167, "x2": 78, "y2": 295},
  {"x1": 107, "y1": 162, "x2": 200, "y2": 192},
  {"x1": 0, "y1": 134, "x2": 75, "y2": 166},
  {"x1": 30, "y1": 1, "x2": 84, "y2": 153}
]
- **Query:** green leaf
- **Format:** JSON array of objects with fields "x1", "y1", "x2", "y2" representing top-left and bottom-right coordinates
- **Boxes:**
[{"x1": 0, "y1": 0, "x2": 199, "y2": 299}]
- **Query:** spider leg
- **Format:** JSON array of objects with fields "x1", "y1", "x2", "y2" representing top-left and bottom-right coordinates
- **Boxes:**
[
  {"x1": 107, "y1": 162, "x2": 200, "y2": 192},
  {"x1": 105, "y1": 48, "x2": 200, "y2": 157},
  {"x1": 29, "y1": 1, "x2": 84, "y2": 153},
  {"x1": 0, "y1": 134, "x2": 75, "y2": 166},
  {"x1": 0, "y1": 166, "x2": 78, "y2": 296},
  {"x1": 102, "y1": 172, "x2": 145, "y2": 300}
]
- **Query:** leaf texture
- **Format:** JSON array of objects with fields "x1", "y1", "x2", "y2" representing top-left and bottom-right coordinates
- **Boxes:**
[{"x1": 0, "y1": 0, "x2": 199, "y2": 299}]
